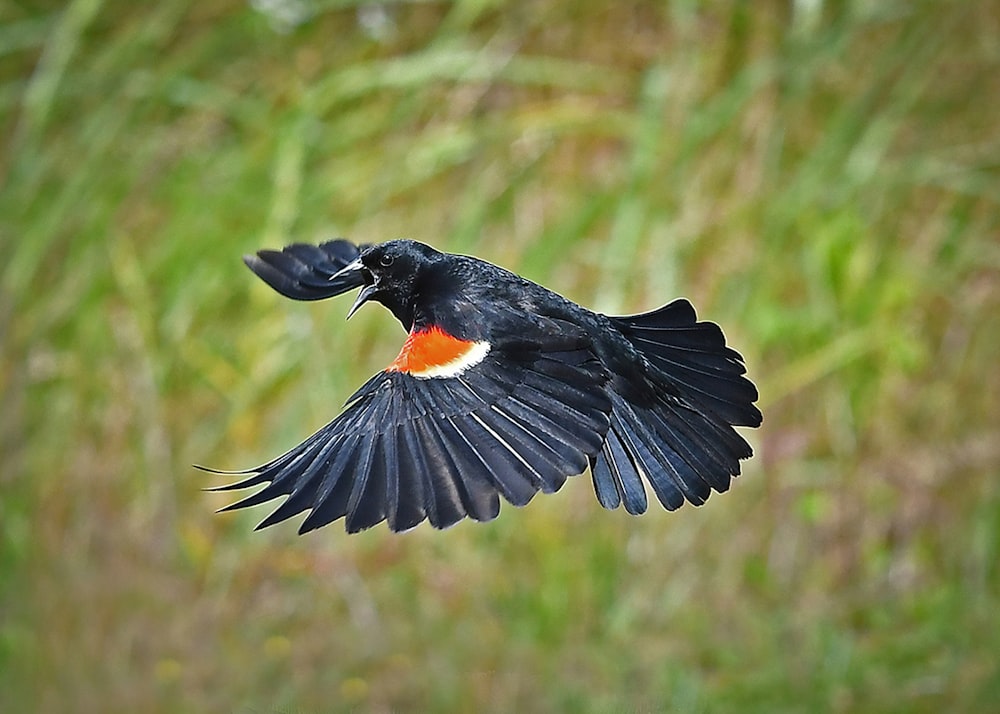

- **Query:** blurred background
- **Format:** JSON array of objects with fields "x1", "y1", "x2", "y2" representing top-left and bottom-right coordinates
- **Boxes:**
[{"x1": 3, "y1": 0, "x2": 999, "y2": 711}]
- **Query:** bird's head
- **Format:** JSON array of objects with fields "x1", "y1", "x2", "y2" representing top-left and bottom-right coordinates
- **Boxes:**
[{"x1": 333, "y1": 239, "x2": 442, "y2": 328}]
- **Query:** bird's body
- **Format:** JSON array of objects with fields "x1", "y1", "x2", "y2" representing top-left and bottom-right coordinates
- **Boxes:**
[{"x1": 206, "y1": 239, "x2": 761, "y2": 533}]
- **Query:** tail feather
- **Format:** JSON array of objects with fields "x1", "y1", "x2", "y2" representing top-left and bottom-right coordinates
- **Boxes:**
[
  {"x1": 593, "y1": 299, "x2": 761, "y2": 513},
  {"x1": 610, "y1": 299, "x2": 762, "y2": 428}
]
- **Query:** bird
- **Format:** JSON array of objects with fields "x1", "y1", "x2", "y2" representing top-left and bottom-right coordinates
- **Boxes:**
[{"x1": 203, "y1": 238, "x2": 762, "y2": 534}]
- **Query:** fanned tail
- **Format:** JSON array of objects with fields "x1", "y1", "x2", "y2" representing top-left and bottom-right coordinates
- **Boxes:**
[
  {"x1": 610, "y1": 299, "x2": 761, "y2": 427},
  {"x1": 591, "y1": 299, "x2": 761, "y2": 512}
]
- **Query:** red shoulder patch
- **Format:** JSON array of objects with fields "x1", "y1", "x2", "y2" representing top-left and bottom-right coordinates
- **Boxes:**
[{"x1": 388, "y1": 326, "x2": 490, "y2": 379}]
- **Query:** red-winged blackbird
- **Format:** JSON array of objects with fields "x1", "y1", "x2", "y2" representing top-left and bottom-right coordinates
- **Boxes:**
[{"x1": 204, "y1": 239, "x2": 762, "y2": 534}]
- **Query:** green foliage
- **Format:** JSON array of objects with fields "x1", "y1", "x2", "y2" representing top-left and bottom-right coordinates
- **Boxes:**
[{"x1": 2, "y1": 1, "x2": 998, "y2": 711}]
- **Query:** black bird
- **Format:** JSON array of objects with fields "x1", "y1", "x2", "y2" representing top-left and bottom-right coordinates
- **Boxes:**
[{"x1": 204, "y1": 239, "x2": 762, "y2": 534}]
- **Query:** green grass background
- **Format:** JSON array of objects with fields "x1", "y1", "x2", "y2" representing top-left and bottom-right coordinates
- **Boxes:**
[{"x1": 3, "y1": 1, "x2": 999, "y2": 711}]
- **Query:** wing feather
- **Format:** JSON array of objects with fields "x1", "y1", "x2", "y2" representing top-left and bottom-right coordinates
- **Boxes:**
[
  {"x1": 344, "y1": 432, "x2": 386, "y2": 533},
  {"x1": 449, "y1": 413, "x2": 539, "y2": 506},
  {"x1": 212, "y1": 294, "x2": 759, "y2": 533},
  {"x1": 606, "y1": 406, "x2": 687, "y2": 511},
  {"x1": 212, "y1": 335, "x2": 610, "y2": 532},
  {"x1": 590, "y1": 424, "x2": 647, "y2": 515},
  {"x1": 385, "y1": 424, "x2": 428, "y2": 531},
  {"x1": 251, "y1": 435, "x2": 345, "y2": 528},
  {"x1": 244, "y1": 239, "x2": 365, "y2": 301},
  {"x1": 590, "y1": 449, "x2": 621, "y2": 510},
  {"x1": 483, "y1": 404, "x2": 572, "y2": 493},
  {"x1": 403, "y1": 418, "x2": 467, "y2": 528},
  {"x1": 423, "y1": 417, "x2": 501, "y2": 523},
  {"x1": 297, "y1": 434, "x2": 363, "y2": 533}
]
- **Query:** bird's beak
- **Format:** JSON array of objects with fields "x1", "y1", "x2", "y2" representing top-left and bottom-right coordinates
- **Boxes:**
[
  {"x1": 346, "y1": 283, "x2": 378, "y2": 320},
  {"x1": 322, "y1": 256, "x2": 370, "y2": 304},
  {"x1": 331, "y1": 257, "x2": 364, "y2": 282},
  {"x1": 329, "y1": 257, "x2": 376, "y2": 319},
  {"x1": 330, "y1": 258, "x2": 376, "y2": 319}
]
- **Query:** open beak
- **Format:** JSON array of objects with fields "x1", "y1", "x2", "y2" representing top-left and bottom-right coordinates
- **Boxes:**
[
  {"x1": 331, "y1": 258, "x2": 377, "y2": 319},
  {"x1": 346, "y1": 283, "x2": 378, "y2": 320}
]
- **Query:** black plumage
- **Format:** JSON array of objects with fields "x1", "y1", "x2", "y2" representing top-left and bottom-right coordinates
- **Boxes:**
[{"x1": 203, "y1": 239, "x2": 762, "y2": 533}]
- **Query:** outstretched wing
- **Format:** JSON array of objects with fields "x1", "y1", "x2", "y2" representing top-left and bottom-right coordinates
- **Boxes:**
[
  {"x1": 243, "y1": 239, "x2": 367, "y2": 301},
  {"x1": 205, "y1": 319, "x2": 612, "y2": 533}
]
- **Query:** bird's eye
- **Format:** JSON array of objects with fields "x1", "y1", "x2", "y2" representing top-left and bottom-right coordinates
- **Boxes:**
[{"x1": 379, "y1": 254, "x2": 394, "y2": 267}]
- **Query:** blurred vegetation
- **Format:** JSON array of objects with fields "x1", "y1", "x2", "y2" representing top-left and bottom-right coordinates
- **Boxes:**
[{"x1": 2, "y1": 0, "x2": 999, "y2": 711}]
